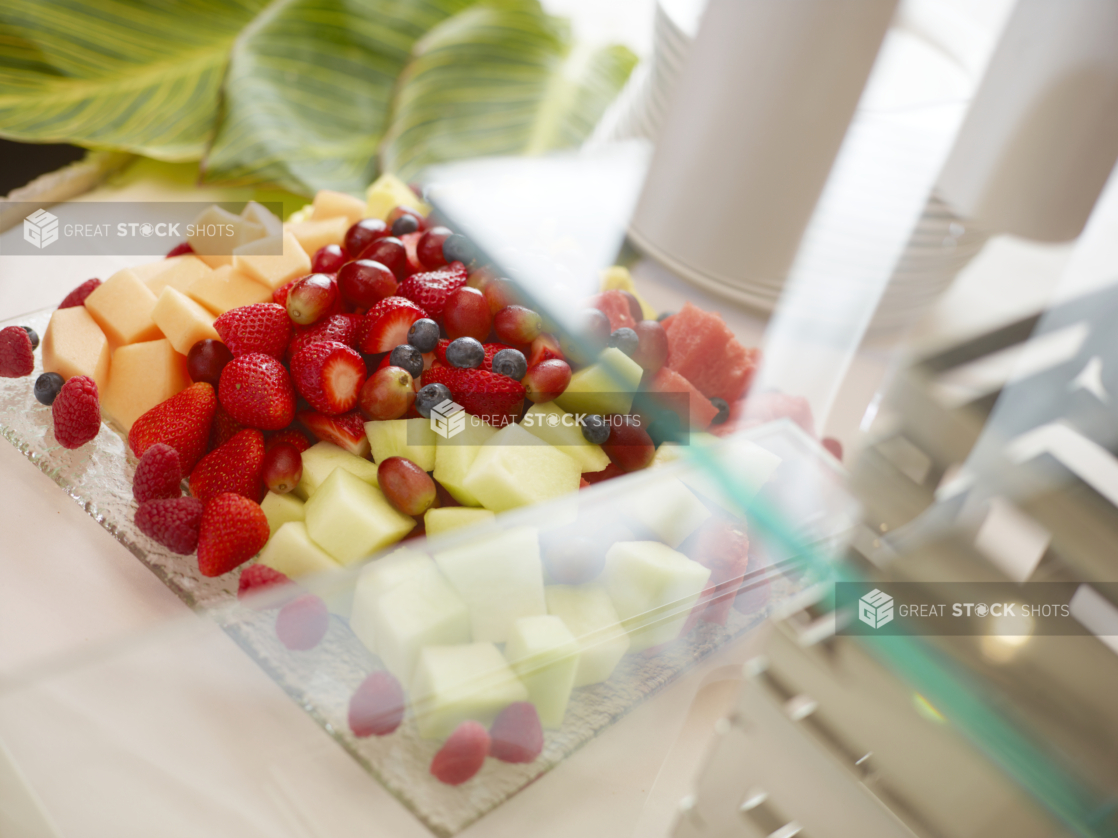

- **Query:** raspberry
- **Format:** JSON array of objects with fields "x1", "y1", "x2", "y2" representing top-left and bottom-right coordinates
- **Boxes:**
[
  {"x1": 51, "y1": 375, "x2": 101, "y2": 449},
  {"x1": 431, "y1": 720, "x2": 490, "y2": 785},
  {"x1": 0, "y1": 325, "x2": 34, "y2": 378},
  {"x1": 135, "y1": 497, "x2": 204, "y2": 554},
  {"x1": 237, "y1": 564, "x2": 295, "y2": 608},
  {"x1": 348, "y1": 671, "x2": 406, "y2": 737},
  {"x1": 58, "y1": 278, "x2": 101, "y2": 309},
  {"x1": 488, "y1": 702, "x2": 543, "y2": 764},
  {"x1": 275, "y1": 593, "x2": 329, "y2": 650},
  {"x1": 132, "y1": 442, "x2": 183, "y2": 502}
]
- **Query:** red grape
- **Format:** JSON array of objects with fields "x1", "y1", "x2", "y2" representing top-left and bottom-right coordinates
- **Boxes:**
[
  {"x1": 483, "y1": 277, "x2": 519, "y2": 314},
  {"x1": 416, "y1": 226, "x2": 452, "y2": 269},
  {"x1": 493, "y1": 305, "x2": 543, "y2": 344},
  {"x1": 443, "y1": 287, "x2": 492, "y2": 341},
  {"x1": 262, "y1": 442, "x2": 303, "y2": 494},
  {"x1": 631, "y1": 320, "x2": 669, "y2": 372},
  {"x1": 338, "y1": 259, "x2": 398, "y2": 308},
  {"x1": 602, "y1": 415, "x2": 655, "y2": 472},
  {"x1": 378, "y1": 456, "x2": 436, "y2": 516},
  {"x1": 358, "y1": 236, "x2": 409, "y2": 281},
  {"x1": 286, "y1": 273, "x2": 339, "y2": 325},
  {"x1": 387, "y1": 205, "x2": 427, "y2": 232},
  {"x1": 187, "y1": 339, "x2": 233, "y2": 385},
  {"x1": 345, "y1": 218, "x2": 389, "y2": 256},
  {"x1": 358, "y1": 366, "x2": 415, "y2": 421},
  {"x1": 311, "y1": 243, "x2": 347, "y2": 273},
  {"x1": 522, "y1": 359, "x2": 571, "y2": 403}
]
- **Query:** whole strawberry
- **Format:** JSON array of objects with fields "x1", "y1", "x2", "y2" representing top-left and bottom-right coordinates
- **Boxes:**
[
  {"x1": 197, "y1": 493, "x2": 269, "y2": 577},
  {"x1": 129, "y1": 382, "x2": 217, "y2": 473},
  {"x1": 285, "y1": 313, "x2": 359, "y2": 363},
  {"x1": 132, "y1": 442, "x2": 183, "y2": 502},
  {"x1": 421, "y1": 366, "x2": 525, "y2": 426},
  {"x1": 208, "y1": 402, "x2": 244, "y2": 449},
  {"x1": 398, "y1": 262, "x2": 467, "y2": 322},
  {"x1": 237, "y1": 564, "x2": 296, "y2": 608},
  {"x1": 265, "y1": 428, "x2": 312, "y2": 453},
  {"x1": 214, "y1": 303, "x2": 292, "y2": 358},
  {"x1": 356, "y1": 296, "x2": 428, "y2": 354},
  {"x1": 218, "y1": 353, "x2": 296, "y2": 430},
  {"x1": 291, "y1": 340, "x2": 366, "y2": 415},
  {"x1": 135, "y1": 497, "x2": 204, "y2": 554},
  {"x1": 190, "y1": 428, "x2": 265, "y2": 503},
  {"x1": 433, "y1": 340, "x2": 518, "y2": 372},
  {"x1": 431, "y1": 720, "x2": 490, "y2": 786},
  {"x1": 58, "y1": 278, "x2": 102, "y2": 309},
  {"x1": 0, "y1": 325, "x2": 34, "y2": 378},
  {"x1": 51, "y1": 375, "x2": 101, "y2": 449}
]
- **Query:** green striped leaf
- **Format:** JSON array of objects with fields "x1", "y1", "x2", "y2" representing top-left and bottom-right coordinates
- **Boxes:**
[{"x1": 381, "y1": 0, "x2": 637, "y2": 181}]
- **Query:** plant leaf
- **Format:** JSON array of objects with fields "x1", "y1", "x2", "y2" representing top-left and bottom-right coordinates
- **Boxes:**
[
  {"x1": 381, "y1": 0, "x2": 638, "y2": 181},
  {"x1": 0, "y1": 0, "x2": 263, "y2": 159}
]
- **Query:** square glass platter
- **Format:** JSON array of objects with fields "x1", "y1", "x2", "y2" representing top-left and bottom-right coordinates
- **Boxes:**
[{"x1": 0, "y1": 306, "x2": 855, "y2": 836}]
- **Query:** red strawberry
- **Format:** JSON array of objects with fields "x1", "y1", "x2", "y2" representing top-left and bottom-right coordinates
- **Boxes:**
[
  {"x1": 266, "y1": 428, "x2": 312, "y2": 453},
  {"x1": 58, "y1": 278, "x2": 101, "y2": 309},
  {"x1": 273, "y1": 278, "x2": 297, "y2": 308},
  {"x1": 208, "y1": 402, "x2": 244, "y2": 450},
  {"x1": 421, "y1": 366, "x2": 525, "y2": 426},
  {"x1": 285, "y1": 313, "x2": 359, "y2": 363},
  {"x1": 349, "y1": 671, "x2": 406, "y2": 737},
  {"x1": 237, "y1": 564, "x2": 296, "y2": 608},
  {"x1": 218, "y1": 353, "x2": 296, "y2": 430},
  {"x1": 51, "y1": 375, "x2": 101, "y2": 448},
  {"x1": 582, "y1": 462, "x2": 625, "y2": 485},
  {"x1": 527, "y1": 334, "x2": 564, "y2": 368},
  {"x1": 431, "y1": 720, "x2": 489, "y2": 785},
  {"x1": 135, "y1": 496, "x2": 204, "y2": 554},
  {"x1": 401, "y1": 230, "x2": 425, "y2": 273},
  {"x1": 214, "y1": 303, "x2": 292, "y2": 358},
  {"x1": 165, "y1": 242, "x2": 194, "y2": 258},
  {"x1": 275, "y1": 593, "x2": 329, "y2": 650},
  {"x1": 433, "y1": 340, "x2": 518, "y2": 371},
  {"x1": 132, "y1": 442, "x2": 182, "y2": 502},
  {"x1": 356, "y1": 296, "x2": 427, "y2": 353},
  {"x1": 129, "y1": 382, "x2": 216, "y2": 473},
  {"x1": 190, "y1": 428, "x2": 265, "y2": 503},
  {"x1": 297, "y1": 409, "x2": 370, "y2": 456},
  {"x1": 291, "y1": 340, "x2": 367, "y2": 415},
  {"x1": 196, "y1": 493, "x2": 269, "y2": 577},
  {"x1": 488, "y1": 702, "x2": 544, "y2": 764},
  {"x1": 397, "y1": 263, "x2": 467, "y2": 322},
  {"x1": 0, "y1": 325, "x2": 35, "y2": 377}
]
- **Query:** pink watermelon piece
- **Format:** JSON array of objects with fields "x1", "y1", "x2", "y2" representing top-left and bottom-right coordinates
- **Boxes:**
[
  {"x1": 662, "y1": 303, "x2": 759, "y2": 403},
  {"x1": 711, "y1": 391, "x2": 815, "y2": 438},
  {"x1": 647, "y1": 367, "x2": 718, "y2": 431},
  {"x1": 587, "y1": 290, "x2": 637, "y2": 331}
]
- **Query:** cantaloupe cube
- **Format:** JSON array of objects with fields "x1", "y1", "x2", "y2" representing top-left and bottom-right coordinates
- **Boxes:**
[
  {"x1": 462, "y1": 423, "x2": 581, "y2": 513},
  {"x1": 189, "y1": 206, "x2": 267, "y2": 268},
  {"x1": 522, "y1": 403, "x2": 610, "y2": 473},
  {"x1": 294, "y1": 441, "x2": 379, "y2": 500},
  {"x1": 365, "y1": 418, "x2": 437, "y2": 472},
  {"x1": 233, "y1": 231, "x2": 310, "y2": 291},
  {"x1": 84, "y1": 269, "x2": 163, "y2": 348},
  {"x1": 144, "y1": 255, "x2": 213, "y2": 296},
  {"x1": 433, "y1": 418, "x2": 497, "y2": 506},
  {"x1": 130, "y1": 260, "x2": 175, "y2": 284},
  {"x1": 411, "y1": 643, "x2": 528, "y2": 739},
  {"x1": 241, "y1": 201, "x2": 283, "y2": 237},
  {"x1": 349, "y1": 548, "x2": 434, "y2": 653},
  {"x1": 424, "y1": 507, "x2": 495, "y2": 536},
  {"x1": 505, "y1": 615, "x2": 580, "y2": 727},
  {"x1": 102, "y1": 339, "x2": 190, "y2": 432},
  {"x1": 261, "y1": 491, "x2": 305, "y2": 536},
  {"x1": 41, "y1": 306, "x2": 111, "y2": 390},
  {"x1": 152, "y1": 287, "x2": 219, "y2": 355},
  {"x1": 258, "y1": 521, "x2": 340, "y2": 578},
  {"x1": 365, "y1": 173, "x2": 430, "y2": 221},
  {"x1": 285, "y1": 217, "x2": 348, "y2": 256},
  {"x1": 304, "y1": 468, "x2": 414, "y2": 564},
  {"x1": 185, "y1": 265, "x2": 272, "y2": 315},
  {"x1": 312, "y1": 190, "x2": 366, "y2": 226},
  {"x1": 545, "y1": 584, "x2": 630, "y2": 686}
]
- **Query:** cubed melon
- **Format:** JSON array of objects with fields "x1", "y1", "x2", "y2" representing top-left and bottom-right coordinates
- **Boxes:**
[
  {"x1": 151, "y1": 287, "x2": 220, "y2": 355},
  {"x1": 545, "y1": 584, "x2": 630, "y2": 686},
  {"x1": 83, "y1": 269, "x2": 163, "y2": 347},
  {"x1": 433, "y1": 526, "x2": 546, "y2": 642},
  {"x1": 258, "y1": 521, "x2": 340, "y2": 578},
  {"x1": 311, "y1": 190, "x2": 366, "y2": 226},
  {"x1": 144, "y1": 255, "x2": 213, "y2": 296},
  {"x1": 365, "y1": 418, "x2": 437, "y2": 472},
  {"x1": 348, "y1": 548, "x2": 434, "y2": 653},
  {"x1": 462, "y1": 423, "x2": 581, "y2": 513},
  {"x1": 554, "y1": 347, "x2": 643, "y2": 416},
  {"x1": 41, "y1": 306, "x2": 111, "y2": 390},
  {"x1": 622, "y1": 478, "x2": 711, "y2": 548},
  {"x1": 411, "y1": 643, "x2": 528, "y2": 739},
  {"x1": 424, "y1": 507, "x2": 496, "y2": 536},
  {"x1": 285, "y1": 217, "x2": 348, "y2": 256},
  {"x1": 233, "y1": 231, "x2": 311, "y2": 291},
  {"x1": 505, "y1": 615, "x2": 580, "y2": 728},
  {"x1": 522, "y1": 403, "x2": 610, "y2": 473},
  {"x1": 185, "y1": 265, "x2": 272, "y2": 315},
  {"x1": 101, "y1": 339, "x2": 190, "y2": 432},
  {"x1": 304, "y1": 468, "x2": 414, "y2": 564},
  {"x1": 432, "y1": 418, "x2": 497, "y2": 506},
  {"x1": 295, "y1": 441, "x2": 379, "y2": 500},
  {"x1": 365, "y1": 173, "x2": 430, "y2": 221},
  {"x1": 261, "y1": 491, "x2": 305, "y2": 536},
  {"x1": 677, "y1": 437, "x2": 783, "y2": 516},
  {"x1": 601, "y1": 542, "x2": 711, "y2": 651},
  {"x1": 188, "y1": 206, "x2": 267, "y2": 269},
  {"x1": 241, "y1": 201, "x2": 283, "y2": 237}
]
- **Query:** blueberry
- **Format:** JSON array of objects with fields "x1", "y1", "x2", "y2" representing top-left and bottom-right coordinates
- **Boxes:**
[
  {"x1": 581, "y1": 414, "x2": 610, "y2": 445},
  {"x1": 442, "y1": 233, "x2": 476, "y2": 267},
  {"x1": 608, "y1": 327, "x2": 639, "y2": 356},
  {"x1": 710, "y1": 397, "x2": 730, "y2": 425},
  {"x1": 415, "y1": 382, "x2": 453, "y2": 418},
  {"x1": 407, "y1": 318, "x2": 439, "y2": 353},
  {"x1": 656, "y1": 311, "x2": 675, "y2": 322},
  {"x1": 22, "y1": 326, "x2": 39, "y2": 351},
  {"x1": 446, "y1": 336, "x2": 484, "y2": 369},
  {"x1": 389, "y1": 343, "x2": 424, "y2": 378},
  {"x1": 491, "y1": 348, "x2": 527, "y2": 380},
  {"x1": 391, "y1": 215, "x2": 419, "y2": 237},
  {"x1": 34, "y1": 372, "x2": 64, "y2": 406}
]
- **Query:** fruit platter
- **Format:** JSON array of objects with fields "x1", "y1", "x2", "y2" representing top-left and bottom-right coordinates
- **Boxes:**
[{"x1": 0, "y1": 176, "x2": 851, "y2": 835}]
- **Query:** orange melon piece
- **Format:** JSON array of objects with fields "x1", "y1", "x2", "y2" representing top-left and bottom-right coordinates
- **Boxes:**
[
  {"x1": 152, "y1": 287, "x2": 220, "y2": 355},
  {"x1": 233, "y1": 231, "x2": 310, "y2": 291},
  {"x1": 189, "y1": 206, "x2": 267, "y2": 269},
  {"x1": 186, "y1": 265, "x2": 272, "y2": 315},
  {"x1": 102, "y1": 339, "x2": 190, "y2": 432},
  {"x1": 83, "y1": 269, "x2": 163, "y2": 348},
  {"x1": 41, "y1": 306, "x2": 111, "y2": 390},
  {"x1": 285, "y1": 217, "x2": 348, "y2": 256},
  {"x1": 145, "y1": 255, "x2": 213, "y2": 296},
  {"x1": 311, "y1": 190, "x2": 366, "y2": 227}
]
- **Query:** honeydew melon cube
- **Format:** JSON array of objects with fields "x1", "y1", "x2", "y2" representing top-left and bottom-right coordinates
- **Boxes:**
[
  {"x1": 424, "y1": 507, "x2": 496, "y2": 536},
  {"x1": 188, "y1": 206, "x2": 266, "y2": 268},
  {"x1": 462, "y1": 423, "x2": 581, "y2": 513},
  {"x1": 554, "y1": 348, "x2": 643, "y2": 417},
  {"x1": 365, "y1": 173, "x2": 430, "y2": 221},
  {"x1": 41, "y1": 306, "x2": 111, "y2": 390},
  {"x1": 522, "y1": 403, "x2": 610, "y2": 473},
  {"x1": 286, "y1": 217, "x2": 348, "y2": 256},
  {"x1": 622, "y1": 478, "x2": 711, "y2": 548},
  {"x1": 311, "y1": 189, "x2": 366, "y2": 226},
  {"x1": 304, "y1": 468, "x2": 415, "y2": 565},
  {"x1": 365, "y1": 418, "x2": 437, "y2": 472},
  {"x1": 433, "y1": 525, "x2": 546, "y2": 642},
  {"x1": 601, "y1": 542, "x2": 711, "y2": 651},
  {"x1": 371, "y1": 564, "x2": 472, "y2": 686},
  {"x1": 505, "y1": 615, "x2": 580, "y2": 728},
  {"x1": 144, "y1": 255, "x2": 213, "y2": 296},
  {"x1": 261, "y1": 491, "x2": 305, "y2": 536},
  {"x1": 240, "y1": 201, "x2": 283, "y2": 237},
  {"x1": 84, "y1": 269, "x2": 163, "y2": 348},
  {"x1": 233, "y1": 231, "x2": 311, "y2": 291},
  {"x1": 545, "y1": 584, "x2": 630, "y2": 686},
  {"x1": 411, "y1": 643, "x2": 528, "y2": 740},
  {"x1": 102, "y1": 339, "x2": 190, "y2": 432},
  {"x1": 295, "y1": 441, "x2": 379, "y2": 500},
  {"x1": 433, "y1": 418, "x2": 497, "y2": 506},
  {"x1": 348, "y1": 548, "x2": 434, "y2": 653},
  {"x1": 258, "y1": 521, "x2": 341, "y2": 578},
  {"x1": 678, "y1": 438, "x2": 783, "y2": 516},
  {"x1": 185, "y1": 265, "x2": 272, "y2": 315},
  {"x1": 151, "y1": 287, "x2": 220, "y2": 355}
]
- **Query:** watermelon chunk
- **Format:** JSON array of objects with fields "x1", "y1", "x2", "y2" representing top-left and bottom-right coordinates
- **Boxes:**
[
  {"x1": 711, "y1": 391, "x2": 815, "y2": 438},
  {"x1": 587, "y1": 290, "x2": 637, "y2": 331},
  {"x1": 662, "y1": 303, "x2": 759, "y2": 403},
  {"x1": 645, "y1": 367, "x2": 718, "y2": 431}
]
